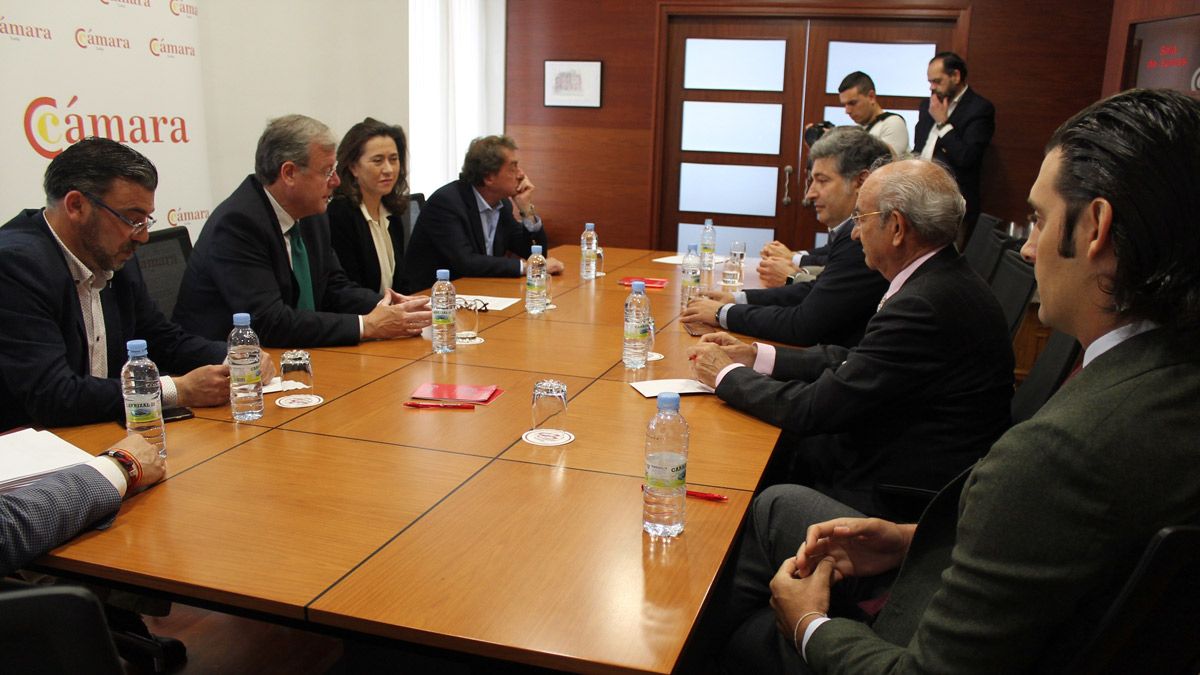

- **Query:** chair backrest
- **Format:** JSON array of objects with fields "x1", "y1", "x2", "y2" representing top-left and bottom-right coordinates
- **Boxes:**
[
  {"x1": 1010, "y1": 330, "x2": 1080, "y2": 425},
  {"x1": 1066, "y1": 525, "x2": 1200, "y2": 675},
  {"x1": 0, "y1": 584, "x2": 123, "y2": 674},
  {"x1": 134, "y1": 226, "x2": 193, "y2": 319},
  {"x1": 401, "y1": 192, "x2": 425, "y2": 252},
  {"x1": 989, "y1": 249, "x2": 1037, "y2": 339},
  {"x1": 963, "y1": 213, "x2": 1006, "y2": 282}
]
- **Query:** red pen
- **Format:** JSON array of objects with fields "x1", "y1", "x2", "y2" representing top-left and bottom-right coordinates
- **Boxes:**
[
  {"x1": 686, "y1": 489, "x2": 728, "y2": 502},
  {"x1": 403, "y1": 401, "x2": 475, "y2": 410}
]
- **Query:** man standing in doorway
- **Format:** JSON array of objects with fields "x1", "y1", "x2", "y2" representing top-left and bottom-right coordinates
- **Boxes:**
[{"x1": 913, "y1": 51, "x2": 995, "y2": 230}]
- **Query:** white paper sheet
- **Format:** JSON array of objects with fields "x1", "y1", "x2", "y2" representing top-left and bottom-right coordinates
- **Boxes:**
[
  {"x1": 0, "y1": 429, "x2": 93, "y2": 492},
  {"x1": 262, "y1": 377, "x2": 310, "y2": 394},
  {"x1": 652, "y1": 254, "x2": 728, "y2": 265},
  {"x1": 457, "y1": 294, "x2": 521, "y2": 311},
  {"x1": 629, "y1": 379, "x2": 715, "y2": 397}
]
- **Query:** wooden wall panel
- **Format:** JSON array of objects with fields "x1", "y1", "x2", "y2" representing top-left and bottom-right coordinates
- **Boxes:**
[
  {"x1": 507, "y1": 124, "x2": 654, "y2": 247},
  {"x1": 1102, "y1": 0, "x2": 1200, "y2": 95},
  {"x1": 506, "y1": 0, "x2": 1114, "y2": 248}
]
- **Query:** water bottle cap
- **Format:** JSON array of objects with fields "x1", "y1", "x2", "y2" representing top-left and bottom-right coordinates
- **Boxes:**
[
  {"x1": 232, "y1": 312, "x2": 251, "y2": 326},
  {"x1": 704, "y1": 218, "x2": 714, "y2": 227},
  {"x1": 657, "y1": 392, "x2": 681, "y2": 411},
  {"x1": 585, "y1": 222, "x2": 595, "y2": 231},
  {"x1": 687, "y1": 243, "x2": 698, "y2": 253},
  {"x1": 436, "y1": 269, "x2": 450, "y2": 281},
  {"x1": 531, "y1": 245, "x2": 543, "y2": 255},
  {"x1": 631, "y1": 280, "x2": 646, "y2": 293},
  {"x1": 126, "y1": 339, "x2": 148, "y2": 356}
]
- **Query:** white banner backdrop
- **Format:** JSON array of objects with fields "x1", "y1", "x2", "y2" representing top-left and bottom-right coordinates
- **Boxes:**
[{"x1": 0, "y1": 0, "x2": 211, "y2": 240}]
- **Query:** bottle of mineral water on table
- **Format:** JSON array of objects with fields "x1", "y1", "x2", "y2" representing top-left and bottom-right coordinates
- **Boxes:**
[
  {"x1": 644, "y1": 391, "x2": 688, "y2": 537},
  {"x1": 580, "y1": 222, "x2": 598, "y2": 280},
  {"x1": 680, "y1": 243, "x2": 701, "y2": 311},
  {"x1": 623, "y1": 280, "x2": 651, "y2": 369},
  {"x1": 432, "y1": 268, "x2": 456, "y2": 353},
  {"x1": 121, "y1": 339, "x2": 166, "y2": 457},
  {"x1": 700, "y1": 218, "x2": 716, "y2": 271},
  {"x1": 525, "y1": 245, "x2": 549, "y2": 315},
  {"x1": 228, "y1": 313, "x2": 264, "y2": 422}
]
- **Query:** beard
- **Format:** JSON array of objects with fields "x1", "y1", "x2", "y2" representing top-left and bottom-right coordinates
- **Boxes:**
[{"x1": 79, "y1": 211, "x2": 137, "y2": 272}]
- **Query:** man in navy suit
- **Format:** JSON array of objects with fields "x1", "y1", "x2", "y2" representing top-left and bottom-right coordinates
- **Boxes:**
[
  {"x1": 688, "y1": 159, "x2": 1014, "y2": 519},
  {"x1": 913, "y1": 52, "x2": 995, "y2": 230},
  {"x1": 0, "y1": 138, "x2": 231, "y2": 431},
  {"x1": 404, "y1": 135, "x2": 563, "y2": 291},
  {"x1": 174, "y1": 115, "x2": 431, "y2": 347}
]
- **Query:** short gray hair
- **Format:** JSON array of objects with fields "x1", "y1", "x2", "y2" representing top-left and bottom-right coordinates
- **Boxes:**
[
  {"x1": 254, "y1": 114, "x2": 335, "y2": 185},
  {"x1": 810, "y1": 127, "x2": 894, "y2": 180},
  {"x1": 875, "y1": 159, "x2": 963, "y2": 247}
]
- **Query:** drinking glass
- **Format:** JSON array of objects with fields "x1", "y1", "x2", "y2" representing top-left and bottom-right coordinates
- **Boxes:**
[
  {"x1": 280, "y1": 350, "x2": 313, "y2": 390},
  {"x1": 456, "y1": 297, "x2": 482, "y2": 342},
  {"x1": 595, "y1": 246, "x2": 606, "y2": 277},
  {"x1": 531, "y1": 379, "x2": 568, "y2": 431}
]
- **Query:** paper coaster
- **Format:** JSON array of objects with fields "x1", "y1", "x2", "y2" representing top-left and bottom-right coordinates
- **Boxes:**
[
  {"x1": 545, "y1": 303, "x2": 558, "y2": 310},
  {"x1": 595, "y1": 272, "x2": 606, "y2": 277},
  {"x1": 522, "y1": 429, "x2": 574, "y2": 446},
  {"x1": 647, "y1": 352, "x2": 665, "y2": 362},
  {"x1": 276, "y1": 394, "x2": 324, "y2": 408},
  {"x1": 457, "y1": 335, "x2": 485, "y2": 345}
]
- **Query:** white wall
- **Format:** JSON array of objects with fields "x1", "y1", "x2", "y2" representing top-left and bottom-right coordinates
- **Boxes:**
[{"x1": 198, "y1": 0, "x2": 409, "y2": 200}]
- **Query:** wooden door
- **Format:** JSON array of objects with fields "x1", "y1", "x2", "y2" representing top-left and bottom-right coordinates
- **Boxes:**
[{"x1": 655, "y1": 9, "x2": 963, "y2": 254}]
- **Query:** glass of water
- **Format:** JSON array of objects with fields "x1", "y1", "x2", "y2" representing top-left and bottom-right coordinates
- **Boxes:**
[
  {"x1": 595, "y1": 246, "x2": 606, "y2": 277},
  {"x1": 280, "y1": 350, "x2": 313, "y2": 390}
]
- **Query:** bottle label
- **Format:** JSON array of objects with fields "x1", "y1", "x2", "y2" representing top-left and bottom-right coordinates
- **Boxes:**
[
  {"x1": 645, "y1": 461, "x2": 686, "y2": 488},
  {"x1": 583, "y1": 249, "x2": 596, "y2": 262},
  {"x1": 433, "y1": 308, "x2": 454, "y2": 325},
  {"x1": 525, "y1": 278, "x2": 547, "y2": 292},
  {"x1": 624, "y1": 319, "x2": 649, "y2": 339},
  {"x1": 700, "y1": 242, "x2": 715, "y2": 254},
  {"x1": 229, "y1": 363, "x2": 261, "y2": 386},
  {"x1": 683, "y1": 270, "x2": 700, "y2": 287},
  {"x1": 125, "y1": 394, "x2": 162, "y2": 424}
]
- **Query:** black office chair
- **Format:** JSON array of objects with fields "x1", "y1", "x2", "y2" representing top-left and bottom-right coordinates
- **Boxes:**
[
  {"x1": 0, "y1": 583, "x2": 123, "y2": 674},
  {"x1": 134, "y1": 226, "x2": 193, "y2": 319},
  {"x1": 1011, "y1": 330, "x2": 1080, "y2": 425},
  {"x1": 401, "y1": 192, "x2": 425, "y2": 252},
  {"x1": 1065, "y1": 525, "x2": 1200, "y2": 674},
  {"x1": 962, "y1": 213, "x2": 1006, "y2": 283},
  {"x1": 990, "y1": 250, "x2": 1037, "y2": 339}
]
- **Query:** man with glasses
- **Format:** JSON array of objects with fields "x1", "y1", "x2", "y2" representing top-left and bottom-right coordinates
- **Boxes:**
[
  {"x1": 0, "y1": 137, "x2": 231, "y2": 431},
  {"x1": 687, "y1": 158, "x2": 1014, "y2": 520},
  {"x1": 174, "y1": 114, "x2": 432, "y2": 347},
  {"x1": 681, "y1": 128, "x2": 891, "y2": 348}
]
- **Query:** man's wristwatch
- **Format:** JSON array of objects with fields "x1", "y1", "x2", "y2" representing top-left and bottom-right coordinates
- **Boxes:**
[{"x1": 104, "y1": 448, "x2": 143, "y2": 490}]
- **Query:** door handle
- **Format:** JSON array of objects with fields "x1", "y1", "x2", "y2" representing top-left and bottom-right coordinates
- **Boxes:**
[{"x1": 782, "y1": 165, "x2": 793, "y2": 206}]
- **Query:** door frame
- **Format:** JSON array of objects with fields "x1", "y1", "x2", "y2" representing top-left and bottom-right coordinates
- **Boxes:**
[{"x1": 648, "y1": 3, "x2": 972, "y2": 249}]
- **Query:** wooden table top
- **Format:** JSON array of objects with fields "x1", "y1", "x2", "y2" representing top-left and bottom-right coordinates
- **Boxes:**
[{"x1": 40, "y1": 245, "x2": 780, "y2": 673}]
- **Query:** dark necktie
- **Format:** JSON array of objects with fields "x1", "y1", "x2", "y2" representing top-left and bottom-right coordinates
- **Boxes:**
[{"x1": 288, "y1": 228, "x2": 315, "y2": 311}]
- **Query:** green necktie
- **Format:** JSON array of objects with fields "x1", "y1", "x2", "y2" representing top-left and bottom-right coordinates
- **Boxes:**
[{"x1": 288, "y1": 228, "x2": 315, "y2": 311}]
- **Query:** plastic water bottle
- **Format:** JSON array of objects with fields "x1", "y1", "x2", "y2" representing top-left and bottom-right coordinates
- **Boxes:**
[
  {"x1": 432, "y1": 268, "x2": 456, "y2": 353},
  {"x1": 581, "y1": 222, "x2": 599, "y2": 280},
  {"x1": 720, "y1": 254, "x2": 743, "y2": 292},
  {"x1": 525, "y1": 245, "x2": 549, "y2": 315},
  {"x1": 228, "y1": 313, "x2": 264, "y2": 422},
  {"x1": 644, "y1": 391, "x2": 688, "y2": 538},
  {"x1": 700, "y1": 218, "x2": 716, "y2": 271},
  {"x1": 680, "y1": 243, "x2": 701, "y2": 311},
  {"x1": 121, "y1": 339, "x2": 165, "y2": 458},
  {"x1": 623, "y1": 280, "x2": 651, "y2": 369}
]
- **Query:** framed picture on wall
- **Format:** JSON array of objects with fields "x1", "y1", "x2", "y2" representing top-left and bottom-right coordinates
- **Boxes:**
[{"x1": 544, "y1": 61, "x2": 602, "y2": 107}]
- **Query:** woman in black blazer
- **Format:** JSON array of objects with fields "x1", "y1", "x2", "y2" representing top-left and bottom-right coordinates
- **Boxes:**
[{"x1": 328, "y1": 118, "x2": 410, "y2": 293}]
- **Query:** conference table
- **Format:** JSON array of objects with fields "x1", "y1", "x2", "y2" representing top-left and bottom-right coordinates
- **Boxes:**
[{"x1": 41, "y1": 246, "x2": 784, "y2": 673}]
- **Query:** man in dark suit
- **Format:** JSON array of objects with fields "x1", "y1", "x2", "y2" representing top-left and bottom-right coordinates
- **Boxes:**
[
  {"x1": 680, "y1": 128, "x2": 890, "y2": 348},
  {"x1": 688, "y1": 159, "x2": 1014, "y2": 519},
  {"x1": 0, "y1": 138, "x2": 231, "y2": 431},
  {"x1": 913, "y1": 52, "x2": 995, "y2": 230},
  {"x1": 1, "y1": 434, "x2": 165, "y2": 576},
  {"x1": 404, "y1": 135, "x2": 562, "y2": 291},
  {"x1": 717, "y1": 89, "x2": 1200, "y2": 674},
  {"x1": 173, "y1": 115, "x2": 431, "y2": 348}
]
